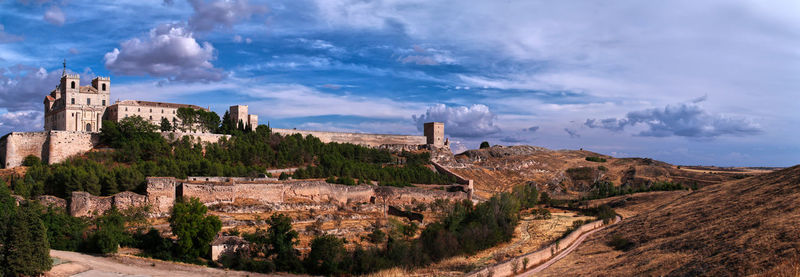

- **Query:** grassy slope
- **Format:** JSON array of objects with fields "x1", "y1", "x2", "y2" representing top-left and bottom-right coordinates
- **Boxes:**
[{"x1": 541, "y1": 165, "x2": 800, "y2": 276}]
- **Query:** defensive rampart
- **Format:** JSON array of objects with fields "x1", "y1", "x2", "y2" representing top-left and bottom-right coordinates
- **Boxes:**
[
  {"x1": 58, "y1": 177, "x2": 469, "y2": 217},
  {"x1": 271, "y1": 128, "x2": 427, "y2": 148},
  {"x1": 0, "y1": 131, "x2": 100, "y2": 168}
]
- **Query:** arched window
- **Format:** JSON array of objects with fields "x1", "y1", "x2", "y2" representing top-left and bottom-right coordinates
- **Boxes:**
[
  {"x1": 86, "y1": 123, "x2": 92, "y2": 132},
  {"x1": 71, "y1": 81, "x2": 75, "y2": 89},
  {"x1": 102, "y1": 83, "x2": 106, "y2": 91}
]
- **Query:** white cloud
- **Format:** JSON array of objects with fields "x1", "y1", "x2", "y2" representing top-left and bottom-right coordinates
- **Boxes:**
[
  {"x1": 413, "y1": 104, "x2": 500, "y2": 138},
  {"x1": 585, "y1": 101, "x2": 762, "y2": 138},
  {"x1": 0, "y1": 110, "x2": 42, "y2": 134},
  {"x1": 104, "y1": 23, "x2": 226, "y2": 82},
  {"x1": 43, "y1": 5, "x2": 65, "y2": 26},
  {"x1": 0, "y1": 65, "x2": 62, "y2": 111}
]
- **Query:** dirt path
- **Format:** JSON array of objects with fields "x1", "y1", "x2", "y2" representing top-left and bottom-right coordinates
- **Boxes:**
[
  {"x1": 48, "y1": 250, "x2": 290, "y2": 277},
  {"x1": 519, "y1": 221, "x2": 613, "y2": 276}
]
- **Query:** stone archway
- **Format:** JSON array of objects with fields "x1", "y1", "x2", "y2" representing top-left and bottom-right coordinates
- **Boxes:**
[{"x1": 86, "y1": 123, "x2": 92, "y2": 132}]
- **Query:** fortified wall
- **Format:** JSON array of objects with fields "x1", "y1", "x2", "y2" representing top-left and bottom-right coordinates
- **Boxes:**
[
  {"x1": 68, "y1": 177, "x2": 471, "y2": 217},
  {"x1": 0, "y1": 131, "x2": 99, "y2": 168},
  {"x1": 0, "y1": 131, "x2": 228, "y2": 168},
  {"x1": 271, "y1": 128, "x2": 427, "y2": 148}
]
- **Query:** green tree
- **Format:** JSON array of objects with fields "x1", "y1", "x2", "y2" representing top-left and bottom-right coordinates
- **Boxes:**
[
  {"x1": 89, "y1": 208, "x2": 127, "y2": 254},
  {"x1": 2, "y1": 203, "x2": 52, "y2": 276},
  {"x1": 169, "y1": 197, "x2": 222, "y2": 260},
  {"x1": 265, "y1": 213, "x2": 303, "y2": 272},
  {"x1": 220, "y1": 110, "x2": 233, "y2": 134},
  {"x1": 304, "y1": 235, "x2": 346, "y2": 275},
  {"x1": 160, "y1": 117, "x2": 173, "y2": 132},
  {"x1": 480, "y1": 141, "x2": 490, "y2": 149},
  {"x1": 176, "y1": 107, "x2": 197, "y2": 132}
]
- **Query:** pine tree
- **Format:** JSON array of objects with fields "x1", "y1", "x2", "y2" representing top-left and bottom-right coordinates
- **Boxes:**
[
  {"x1": 2, "y1": 203, "x2": 52, "y2": 276},
  {"x1": 220, "y1": 110, "x2": 232, "y2": 134},
  {"x1": 160, "y1": 117, "x2": 172, "y2": 132}
]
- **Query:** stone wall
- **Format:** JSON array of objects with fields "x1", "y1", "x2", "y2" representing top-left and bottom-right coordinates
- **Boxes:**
[
  {"x1": 271, "y1": 128, "x2": 426, "y2": 148},
  {"x1": 146, "y1": 177, "x2": 178, "y2": 216},
  {"x1": 160, "y1": 132, "x2": 230, "y2": 145},
  {"x1": 47, "y1": 131, "x2": 100, "y2": 164},
  {"x1": 69, "y1": 191, "x2": 147, "y2": 217},
  {"x1": 0, "y1": 132, "x2": 48, "y2": 168}
]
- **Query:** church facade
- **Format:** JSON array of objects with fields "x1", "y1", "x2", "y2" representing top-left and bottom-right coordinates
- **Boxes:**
[{"x1": 42, "y1": 69, "x2": 258, "y2": 132}]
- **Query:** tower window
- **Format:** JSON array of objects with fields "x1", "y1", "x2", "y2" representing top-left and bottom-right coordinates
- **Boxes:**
[
  {"x1": 149, "y1": 116, "x2": 152, "y2": 120},
  {"x1": 71, "y1": 98, "x2": 75, "y2": 104},
  {"x1": 102, "y1": 100, "x2": 106, "y2": 106},
  {"x1": 87, "y1": 98, "x2": 91, "y2": 105},
  {"x1": 125, "y1": 107, "x2": 128, "y2": 111},
  {"x1": 71, "y1": 81, "x2": 75, "y2": 89},
  {"x1": 162, "y1": 109, "x2": 164, "y2": 113},
  {"x1": 138, "y1": 108, "x2": 140, "y2": 112},
  {"x1": 102, "y1": 83, "x2": 106, "y2": 91},
  {"x1": 150, "y1": 109, "x2": 152, "y2": 112}
]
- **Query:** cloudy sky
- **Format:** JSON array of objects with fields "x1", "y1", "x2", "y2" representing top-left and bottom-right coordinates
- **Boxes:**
[{"x1": 0, "y1": 0, "x2": 798, "y2": 166}]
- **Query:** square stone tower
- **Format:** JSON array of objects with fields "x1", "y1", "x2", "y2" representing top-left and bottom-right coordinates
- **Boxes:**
[
  {"x1": 230, "y1": 105, "x2": 248, "y2": 127},
  {"x1": 424, "y1": 122, "x2": 445, "y2": 146}
]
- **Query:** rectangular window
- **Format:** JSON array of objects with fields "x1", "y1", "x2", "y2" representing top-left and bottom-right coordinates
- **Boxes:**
[
  {"x1": 102, "y1": 100, "x2": 106, "y2": 106},
  {"x1": 71, "y1": 98, "x2": 75, "y2": 104},
  {"x1": 87, "y1": 98, "x2": 91, "y2": 105}
]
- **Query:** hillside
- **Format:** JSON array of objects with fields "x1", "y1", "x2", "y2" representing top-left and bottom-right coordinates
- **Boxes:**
[
  {"x1": 441, "y1": 145, "x2": 740, "y2": 199},
  {"x1": 540, "y1": 165, "x2": 800, "y2": 276}
]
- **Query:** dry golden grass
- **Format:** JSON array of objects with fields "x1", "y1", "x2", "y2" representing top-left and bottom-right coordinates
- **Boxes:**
[{"x1": 541, "y1": 165, "x2": 800, "y2": 276}]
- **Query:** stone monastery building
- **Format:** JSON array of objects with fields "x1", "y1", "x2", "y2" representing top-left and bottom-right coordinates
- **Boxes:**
[{"x1": 43, "y1": 68, "x2": 258, "y2": 132}]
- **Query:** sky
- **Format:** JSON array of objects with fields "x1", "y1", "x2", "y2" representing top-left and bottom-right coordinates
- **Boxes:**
[{"x1": 0, "y1": 0, "x2": 798, "y2": 167}]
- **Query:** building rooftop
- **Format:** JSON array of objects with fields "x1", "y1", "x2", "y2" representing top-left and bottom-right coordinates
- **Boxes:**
[{"x1": 112, "y1": 100, "x2": 208, "y2": 111}]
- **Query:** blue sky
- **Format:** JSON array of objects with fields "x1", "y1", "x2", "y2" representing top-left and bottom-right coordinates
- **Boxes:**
[{"x1": 0, "y1": 0, "x2": 798, "y2": 167}]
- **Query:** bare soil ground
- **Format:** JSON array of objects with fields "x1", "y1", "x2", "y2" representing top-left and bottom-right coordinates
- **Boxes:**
[
  {"x1": 47, "y1": 250, "x2": 295, "y2": 277},
  {"x1": 540, "y1": 165, "x2": 800, "y2": 276}
]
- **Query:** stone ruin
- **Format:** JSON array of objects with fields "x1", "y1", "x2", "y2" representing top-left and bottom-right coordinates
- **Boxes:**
[{"x1": 64, "y1": 176, "x2": 473, "y2": 218}]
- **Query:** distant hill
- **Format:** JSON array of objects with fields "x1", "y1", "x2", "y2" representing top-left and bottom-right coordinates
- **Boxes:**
[
  {"x1": 541, "y1": 165, "x2": 800, "y2": 276},
  {"x1": 440, "y1": 145, "x2": 744, "y2": 199}
]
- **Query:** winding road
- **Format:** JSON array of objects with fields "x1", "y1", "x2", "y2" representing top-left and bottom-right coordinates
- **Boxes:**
[{"x1": 517, "y1": 218, "x2": 618, "y2": 276}]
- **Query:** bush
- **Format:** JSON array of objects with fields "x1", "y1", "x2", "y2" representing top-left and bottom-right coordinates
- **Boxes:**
[
  {"x1": 480, "y1": 141, "x2": 490, "y2": 149},
  {"x1": 585, "y1": 156, "x2": 606, "y2": 163},
  {"x1": 607, "y1": 234, "x2": 634, "y2": 251},
  {"x1": 22, "y1": 155, "x2": 42, "y2": 166}
]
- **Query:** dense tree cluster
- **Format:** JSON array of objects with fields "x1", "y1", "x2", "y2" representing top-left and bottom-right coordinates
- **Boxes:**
[{"x1": 19, "y1": 116, "x2": 454, "y2": 199}]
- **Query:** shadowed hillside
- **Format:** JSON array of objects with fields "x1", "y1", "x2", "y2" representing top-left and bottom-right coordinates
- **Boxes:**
[{"x1": 541, "y1": 165, "x2": 800, "y2": 276}]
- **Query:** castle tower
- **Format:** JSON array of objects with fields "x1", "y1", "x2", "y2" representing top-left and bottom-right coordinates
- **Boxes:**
[
  {"x1": 230, "y1": 105, "x2": 248, "y2": 128},
  {"x1": 424, "y1": 122, "x2": 445, "y2": 146}
]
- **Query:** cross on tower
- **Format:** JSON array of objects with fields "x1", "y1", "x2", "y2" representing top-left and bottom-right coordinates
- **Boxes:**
[{"x1": 62, "y1": 59, "x2": 66, "y2": 76}]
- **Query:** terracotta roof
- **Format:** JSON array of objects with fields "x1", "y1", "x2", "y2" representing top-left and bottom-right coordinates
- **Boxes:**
[
  {"x1": 45, "y1": 95, "x2": 55, "y2": 101},
  {"x1": 112, "y1": 100, "x2": 208, "y2": 111}
]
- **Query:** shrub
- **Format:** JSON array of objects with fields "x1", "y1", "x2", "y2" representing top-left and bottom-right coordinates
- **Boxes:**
[
  {"x1": 585, "y1": 156, "x2": 606, "y2": 163},
  {"x1": 607, "y1": 234, "x2": 634, "y2": 251},
  {"x1": 480, "y1": 141, "x2": 490, "y2": 149},
  {"x1": 22, "y1": 155, "x2": 42, "y2": 166}
]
